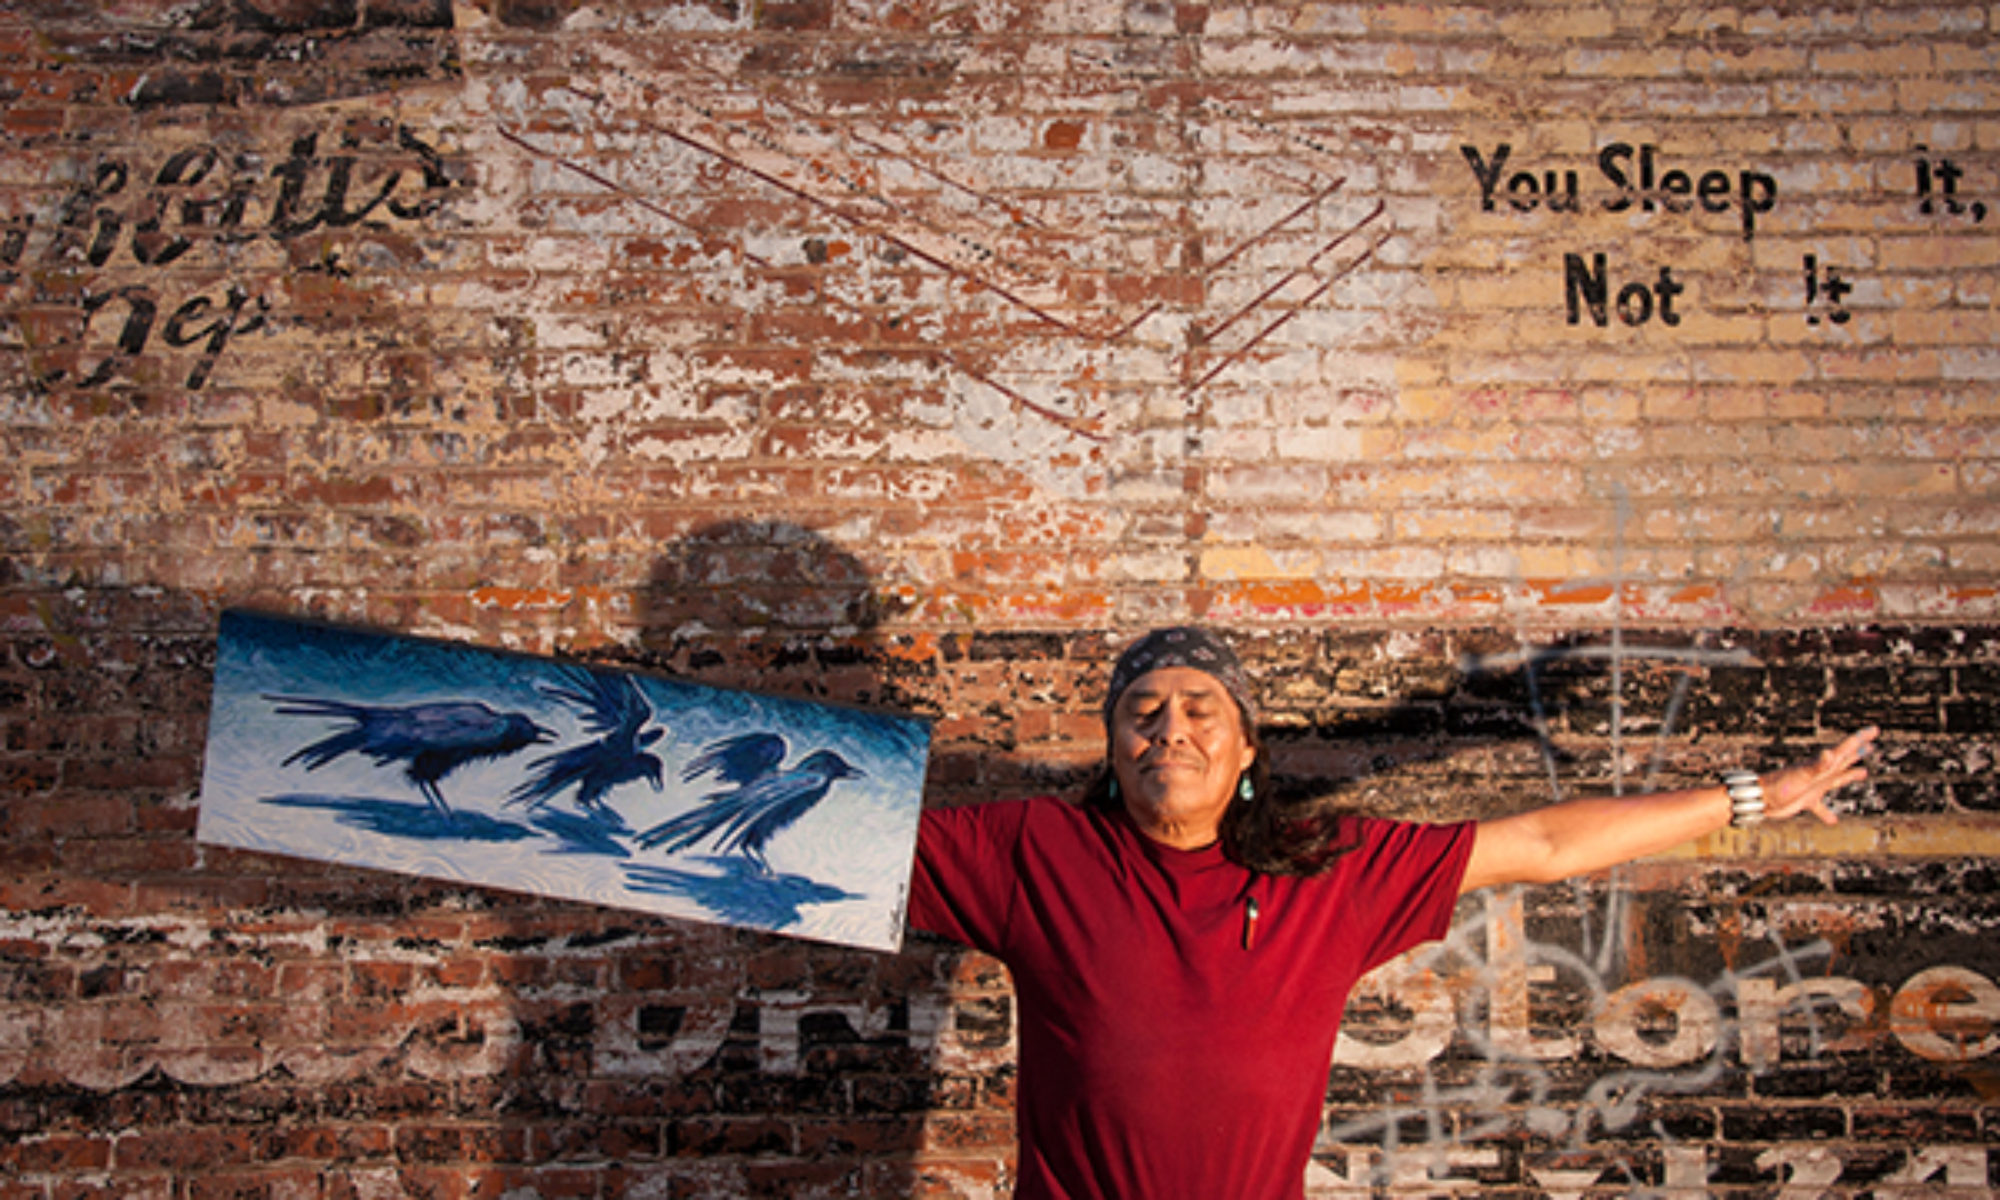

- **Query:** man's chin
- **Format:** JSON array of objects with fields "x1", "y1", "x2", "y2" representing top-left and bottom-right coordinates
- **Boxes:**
[{"x1": 1128, "y1": 786, "x2": 1223, "y2": 819}]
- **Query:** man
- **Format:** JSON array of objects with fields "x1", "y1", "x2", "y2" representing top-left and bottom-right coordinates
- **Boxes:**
[{"x1": 908, "y1": 627, "x2": 1876, "y2": 1200}]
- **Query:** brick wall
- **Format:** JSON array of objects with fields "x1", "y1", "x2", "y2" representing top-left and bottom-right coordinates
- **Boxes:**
[{"x1": 3, "y1": 0, "x2": 1997, "y2": 1196}]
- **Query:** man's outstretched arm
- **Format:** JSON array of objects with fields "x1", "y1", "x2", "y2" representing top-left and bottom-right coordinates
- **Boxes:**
[{"x1": 1459, "y1": 727, "x2": 1879, "y2": 894}]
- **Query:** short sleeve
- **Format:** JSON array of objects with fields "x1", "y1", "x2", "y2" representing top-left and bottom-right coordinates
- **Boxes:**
[
  {"x1": 906, "y1": 800, "x2": 1033, "y2": 954},
  {"x1": 1337, "y1": 817, "x2": 1476, "y2": 975}
]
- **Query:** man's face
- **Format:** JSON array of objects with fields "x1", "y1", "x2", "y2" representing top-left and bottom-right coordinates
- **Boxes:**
[{"x1": 1109, "y1": 666, "x2": 1257, "y2": 850}]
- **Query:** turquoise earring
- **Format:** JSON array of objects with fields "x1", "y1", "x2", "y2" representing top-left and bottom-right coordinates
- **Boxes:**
[{"x1": 1238, "y1": 776, "x2": 1254, "y2": 801}]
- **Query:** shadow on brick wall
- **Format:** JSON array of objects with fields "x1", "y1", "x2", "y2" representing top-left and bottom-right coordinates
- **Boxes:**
[
  {"x1": 627, "y1": 519, "x2": 1014, "y2": 1197},
  {"x1": 0, "y1": 572, "x2": 1011, "y2": 1196},
  {"x1": 1257, "y1": 631, "x2": 1730, "y2": 828},
  {"x1": 3, "y1": 574, "x2": 1984, "y2": 1195}
]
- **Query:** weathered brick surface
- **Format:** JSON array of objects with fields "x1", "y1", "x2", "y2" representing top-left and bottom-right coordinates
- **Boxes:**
[
  {"x1": 4, "y1": 0, "x2": 1999, "y2": 1195},
  {"x1": 5, "y1": 611, "x2": 1997, "y2": 1196}
]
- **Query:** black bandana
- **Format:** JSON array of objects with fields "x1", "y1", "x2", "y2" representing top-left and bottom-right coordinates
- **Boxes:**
[{"x1": 1103, "y1": 626, "x2": 1257, "y2": 727}]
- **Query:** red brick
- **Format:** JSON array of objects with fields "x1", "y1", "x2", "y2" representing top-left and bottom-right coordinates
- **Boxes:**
[
  {"x1": 182, "y1": 1168, "x2": 327, "y2": 1200},
  {"x1": 393, "y1": 1123, "x2": 530, "y2": 1165},
  {"x1": 5, "y1": 1132, "x2": 113, "y2": 1174},
  {"x1": 112, "y1": 1127, "x2": 262, "y2": 1173}
]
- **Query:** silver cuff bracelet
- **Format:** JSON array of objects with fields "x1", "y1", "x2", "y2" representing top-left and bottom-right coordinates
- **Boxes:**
[{"x1": 1723, "y1": 769, "x2": 1766, "y2": 827}]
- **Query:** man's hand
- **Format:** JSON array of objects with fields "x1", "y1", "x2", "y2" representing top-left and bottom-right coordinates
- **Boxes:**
[{"x1": 1759, "y1": 725, "x2": 1878, "y2": 825}]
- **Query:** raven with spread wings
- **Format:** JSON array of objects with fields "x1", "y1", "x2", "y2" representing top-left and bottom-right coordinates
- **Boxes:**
[
  {"x1": 507, "y1": 667, "x2": 666, "y2": 824},
  {"x1": 634, "y1": 732, "x2": 862, "y2": 874}
]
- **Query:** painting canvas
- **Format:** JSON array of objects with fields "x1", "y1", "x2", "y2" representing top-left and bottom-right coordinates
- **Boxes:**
[{"x1": 196, "y1": 610, "x2": 931, "y2": 952}]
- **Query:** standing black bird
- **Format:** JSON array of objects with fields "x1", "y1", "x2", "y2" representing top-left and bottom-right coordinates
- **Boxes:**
[
  {"x1": 266, "y1": 694, "x2": 554, "y2": 816},
  {"x1": 634, "y1": 732, "x2": 863, "y2": 874},
  {"x1": 507, "y1": 667, "x2": 665, "y2": 824}
]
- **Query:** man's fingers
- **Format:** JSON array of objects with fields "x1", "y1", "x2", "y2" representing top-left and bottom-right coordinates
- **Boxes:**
[
  {"x1": 1837, "y1": 726, "x2": 1880, "y2": 764},
  {"x1": 1815, "y1": 728, "x2": 1878, "y2": 787}
]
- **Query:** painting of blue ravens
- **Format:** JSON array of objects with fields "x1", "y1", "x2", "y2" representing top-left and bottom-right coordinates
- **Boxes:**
[{"x1": 196, "y1": 611, "x2": 930, "y2": 951}]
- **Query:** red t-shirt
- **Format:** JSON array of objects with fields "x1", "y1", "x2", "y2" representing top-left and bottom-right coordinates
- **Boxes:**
[{"x1": 908, "y1": 796, "x2": 1474, "y2": 1200}]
